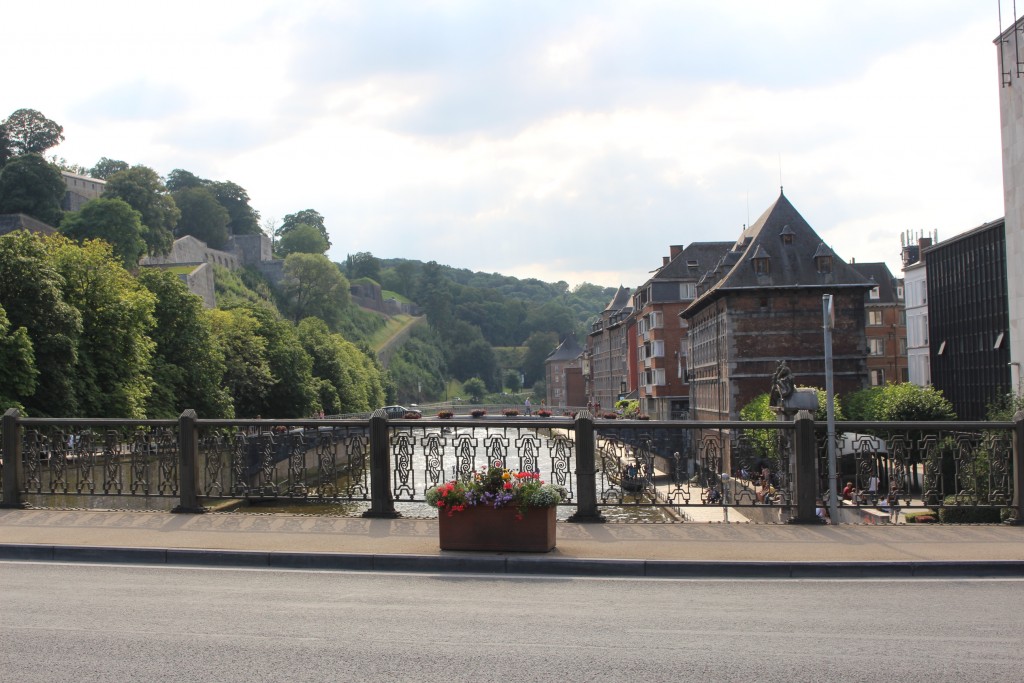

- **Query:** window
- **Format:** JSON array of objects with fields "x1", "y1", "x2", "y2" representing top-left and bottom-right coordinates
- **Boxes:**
[
  {"x1": 867, "y1": 310, "x2": 883, "y2": 326},
  {"x1": 651, "y1": 340, "x2": 664, "y2": 358},
  {"x1": 680, "y1": 282, "x2": 696, "y2": 299},
  {"x1": 815, "y1": 255, "x2": 833, "y2": 273},
  {"x1": 869, "y1": 286, "x2": 880, "y2": 300},
  {"x1": 898, "y1": 338, "x2": 907, "y2": 354},
  {"x1": 753, "y1": 257, "x2": 770, "y2": 274},
  {"x1": 870, "y1": 369, "x2": 885, "y2": 386},
  {"x1": 868, "y1": 338, "x2": 885, "y2": 356},
  {"x1": 648, "y1": 311, "x2": 663, "y2": 329}
]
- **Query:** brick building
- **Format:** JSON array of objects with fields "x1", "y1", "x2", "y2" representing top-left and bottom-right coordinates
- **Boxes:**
[
  {"x1": 682, "y1": 191, "x2": 872, "y2": 421},
  {"x1": 849, "y1": 262, "x2": 907, "y2": 386},
  {"x1": 584, "y1": 286, "x2": 633, "y2": 412},
  {"x1": 544, "y1": 334, "x2": 585, "y2": 409},
  {"x1": 633, "y1": 242, "x2": 731, "y2": 419}
]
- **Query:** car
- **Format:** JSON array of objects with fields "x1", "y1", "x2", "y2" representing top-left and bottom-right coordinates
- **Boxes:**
[{"x1": 382, "y1": 405, "x2": 421, "y2": 419}]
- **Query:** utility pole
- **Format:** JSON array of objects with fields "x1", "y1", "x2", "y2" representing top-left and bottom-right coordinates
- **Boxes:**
[{"x1": 823, "y1": 294, "x2": 839, "y2": 523}]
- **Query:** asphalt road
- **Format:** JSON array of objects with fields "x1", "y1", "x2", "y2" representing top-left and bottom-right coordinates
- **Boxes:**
[{"x1": 1, "y1": 562, "x2": 1021, "y2": 682}]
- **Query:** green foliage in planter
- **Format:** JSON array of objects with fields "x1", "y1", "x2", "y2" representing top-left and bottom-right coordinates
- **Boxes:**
[{"x1": 937, "y1": 495, "x2": 1002, "y2": 523}]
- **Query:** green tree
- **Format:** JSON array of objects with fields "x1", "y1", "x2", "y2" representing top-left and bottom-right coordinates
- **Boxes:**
[
  {"x1": 172, "y1": 186, "x2": 230, "y2": 249},
  {"x1": 298, "y1": 317, "x2": 387, "y2": 414},
  {"x1": 874, "y1": 383, "x2": 956, "y2": 421},
  {"x1": 523, "y1": 331, "x2": 559, "y2": 386},
  {"x1": 504, "y1": 369, "x2": 522, "y2": 393},
  {"x1": 103, "y1": 165, "x2": 179, "y2": 256},
  {"x1": 0, "y1": 303, "x2": 38, "y2": 413},
  {"x1": 0, "y1": 154, "x2": 65, "y2": 225},
  {"x1": 137, "y1": 269, "x2": 232, "y2": 418},
  {"x1": 89, "y1": 157, "x2": 129, "y2": 180},
  {"x1": 246, "y1": 305, "x2": 318, "y2": 418},
  {"x1": 165, "y1": 169, "x2": 205, "y2": 191},
  {"x1": 1, "y1": 109, "x2": 64, "y2": 157},
  {"x1": 346, "y1": 251, "x2": 381, "y2": 281},
  {"x1": 278, "y1": 209, "x2": 329, "y2": 249},
  {"x1": 49, "y1": 237, "x2": 156, "y2": 417},
  {"x1": 208, "y1": 180, "x2": 260, "y2": 235},
  {"x1": 276, "y1": 223, "x2": 328, "y2": 256},
  {"x1": 208, "y1": 307, "x2": 274, "y2": 418},
  {"x1": 418, "y1": 260, "x2": 453, "y2": 331},
  {"x1": 0, "y1": 231, "x2": 81, "y2": 416},
  {"x1": 60, "y1": 197, "x2": 147, "y2": 267},
  {"x1": 280, "y1": 253, "x2": 349, "y2": 329},
  {"x1": 463, "y1": 377, "x2": 487, "y2": 403}
]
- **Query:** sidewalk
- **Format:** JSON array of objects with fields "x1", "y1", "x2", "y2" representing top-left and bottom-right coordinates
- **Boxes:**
[{"x1": 1, "y1": 508, "x2": 1022, "y2": 577}]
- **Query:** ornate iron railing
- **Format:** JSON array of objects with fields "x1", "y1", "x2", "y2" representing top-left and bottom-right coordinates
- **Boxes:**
[{"x1": 1, "y1": 408, "x2": 1021, "y2": 524}]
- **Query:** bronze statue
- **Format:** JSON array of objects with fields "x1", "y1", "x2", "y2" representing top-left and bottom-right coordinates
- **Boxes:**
[{"x1": 769, "y1": 360, "x2": 795, "y2": 407}]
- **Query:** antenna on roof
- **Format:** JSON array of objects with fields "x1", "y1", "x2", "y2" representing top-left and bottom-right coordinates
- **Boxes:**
[{"x1": 779, "y1": 153, "x2": 783, "y2": 193}]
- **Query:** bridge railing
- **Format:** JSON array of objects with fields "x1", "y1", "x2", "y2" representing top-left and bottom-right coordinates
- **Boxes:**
[{"x1": 2, "y1": 408, "x2": 1021, "y2": 524}]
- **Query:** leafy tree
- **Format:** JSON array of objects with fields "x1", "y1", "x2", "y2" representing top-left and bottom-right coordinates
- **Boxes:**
[
  {"x1": 386, "y1": 325, "x2": 446, "y2": 404},
  {"x1": 0, "y1": 303, "x2": 38, "y2": 413},
  {"x1": 523, "y1": 331, "x2": 559, "y2": 386},
  {"x1": 165, "y1": 169, "x2": 205, "y2": 192},
  {"x1": 279, "y1": 253, "x2": 350, "y2": 329},
  {"x1": 207, "y1": 307, "x2": 274, "y2": 418},
  {"x1": 843, "y1": 386, "x2": 884, "y2": 421},
  {"x1": 276, "y1": 223, "x2": 328, "y2": 256},
  {"x1": 504, "y1": 369, "x2": 522, "y2": 393},
  {"x1": 874, "y1": 383, "x2": 956, "y2": 421},
  {"x1": 463, "y1": 377, "x2": 487, "y2": 403},
  {"x1": 208, "y1": 180, "x2": 260, "y2": 235},
  {"x1": 298, "y1": 317, "x2": 386, "y2": 414},
  {"x1": 137, "y1": 269, "x2": 232, "y2": 418},
  {"x1": 60, "y1": 197, "x2": 147, "y2": 267},
  {"x1": 49, "y1": 237, "x2": 156, "y2": 418},
  {"x1": 418, "y1": 260, "x2": 453, "y2": 331},
  {"x1": 103, "y1": 165, "x2": 179, "y2": 256},
  {"x1": 172, "y1": 186, "x2": 230, "y2": 249},
  {"x1": 88, "y1": 157, "x2": 129, "y2": 180},
  {"x1": 245, "y1": 305, "x2": 318, "y2": 418},
  {"x1": 48, "y1": 156, "x2": 88, "y2": 175},
  {"x1": 278, "y1": 209, "x2": 329, "y2": 248},
  {"x1": 0, "y1": 231, "x2": 81, "y2": 416},
  {"x1": 1, "y1": 109, "x2": 64, "y2": 156},
  {"x1": 0, "y1": 154, "x2": 65, "y2": 225},
  {"x1": 346, "y1": 251, "x2": 381, "y2": 281}
]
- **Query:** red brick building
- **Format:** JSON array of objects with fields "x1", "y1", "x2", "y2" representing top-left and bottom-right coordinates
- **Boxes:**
[
  {"x1": 682, "y1": 191, "x2": 872, "y2": 421},
  {"x1": 584, "y1": 287, "x2": 633, "y2": 412},
  {"x1": 849, "y1": 262, "x2": 908, "y2": 386},
  {"x1": 544, "y1": 334, "x2": 585, "y2": 409},
  {"x1": 633, "y1": 242, "x2": 731, "y2": 419}
]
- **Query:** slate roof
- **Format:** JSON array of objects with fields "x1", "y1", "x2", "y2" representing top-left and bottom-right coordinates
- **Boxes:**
[
  {"x1": 545, "y1": 333, "x2": 584, "y2": 362},
  {"x1": 603, "y1": 285, "x2": 632, "y2": 312},
  {"x1": 849, "y1": 262, "x2": 900, "y2": 304},
  {"x1": 646, "y1": 242, "x2": 734, "y2": 283},
  {"x1": 686, "y1": 191, "x2": 872, "y2": 313}
]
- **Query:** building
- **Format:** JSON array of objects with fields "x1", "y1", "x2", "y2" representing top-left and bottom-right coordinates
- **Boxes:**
[
  {"x1": 901, "y1": 232, "x2": 934, "y2": 387},
  {"x1": 60, "y1": 171, "x2": 105, "y2": 212},
  {"x1": 849, "y1": 261, "x2": 907, "y2": 386},
  {"x1": 584, "y1": 286, "x2": 633, "y2": 412},
  {"x1": 0, "y1": 213, "x2": 58, "y2": 237},
  {"x1": 996, "y1": 17, "x2": 1024, "y2": 392},
  {"x1": 632, "y1": 242, "x2": 731, "y2": 419},
  {"x1": 544, "y1": 334, "x2": 585, "y2": 409},
  {"x1": 682, "y1": 190, "x2": 872, "y2": 421},
  {"x1": 925, "y1": 218, "x2": 1011, "y2": 420}
]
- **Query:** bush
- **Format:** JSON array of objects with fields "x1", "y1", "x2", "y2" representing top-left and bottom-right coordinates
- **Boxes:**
[{"x1": 937, "y1": 495, "x2": 1002, "y2": 524}]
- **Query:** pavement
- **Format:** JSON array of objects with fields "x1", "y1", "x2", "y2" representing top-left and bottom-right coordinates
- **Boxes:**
[{"x1": 1, "y1": 507, "x2": 1023, "y2": 578}]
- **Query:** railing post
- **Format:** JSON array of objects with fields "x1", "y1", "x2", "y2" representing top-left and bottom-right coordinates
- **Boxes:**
[
  {"x1": 363, "y1": 408, "x2": 399, "y2": 518},
  {"x1": 173, "y1": 409, "x2": 205, "y2": 513},
  {"x1": 568, "y1": 409, "x2": 604, "y2": 522},
  {"x1": 1, "y1": 408, "x2": 26, "y2": 509},
  {"x1": 789, "y1": 410, "x2": 819, "y2": 524},
  {"x1": 1009, "y1": 410, "x2": 1024, "y2": 525}
]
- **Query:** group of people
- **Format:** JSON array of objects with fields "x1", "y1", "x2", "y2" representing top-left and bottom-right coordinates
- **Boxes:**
[{"x1": 839, "y1": 476, "x2": 901, "y2": 522}]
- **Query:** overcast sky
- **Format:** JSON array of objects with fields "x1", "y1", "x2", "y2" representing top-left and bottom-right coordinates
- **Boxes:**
[{"x1": 3, "y1": 1, "x2": 1009, "y2": 289}]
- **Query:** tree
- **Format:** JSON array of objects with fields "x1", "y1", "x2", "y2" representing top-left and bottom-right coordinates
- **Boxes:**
[
  {"x1": 346, "y1": 252, "x2": 381, "y2": 281},
  {"x1": 0, "y1": 154, "x2": 65, "y2": 225},
  {"x1": 463, "y1": 377, "x2": 487, "y2": 403},
  {"x1": 207, "y1": 307, "x2": 274, "y2": 418},
  {"x1": 165, "y1": 168, "x2": 205, "y2": 191},
  {"x1": 523, "y1": 331, "x2": 559, "y2": 386},
  {"x1": 279, "y1": 253, "x2": 350, "y2": 329},
  {"x1": 89, "y1": 157, "x2": 129, "y2": 180},
  {"x1": 102, "y1": 165, "x2": 180, "y2": 256},
  {"x1": 1, "y1": 109, "x2": 64, "y2": 156},
  {"x1": 276, "y1": 223, "x2": 328, "y2": 256},
  {"x1": 60, "y1": 197, "x2": 147, "y2": 267},
  {"x1": 208, "y1": 180, "x2": 260, "y2": 235},
  {"x1": 246, "y1": 305, "x2": 318, "y2": 418},
  {"x1": 298, "y1": 317, "x2": 387, "y2": 414},
  {"x1": 0, "y1": 303, "x2": 38, "y2": 413},
  {"x1": 137, "y1": 269, "x2": 232, "y2": 418},
  {"x1": 504, "y1": 369, "x2": 522, "y2": 393},
  {"x1": 49, "y1": 237, "x2": 156, "y2": 418},
  {"x1": 172, "y1": 186, "x2": 230, "y2": 249},
  {"x1": 0, "y1": 232, "x2": 82, "y2": 416},
  {"x1": 278, "y1": 209, "x2": 330, "y2": 248},
  {"x1": 874, "y1": 383, "x2": 956, "y2": 422}
]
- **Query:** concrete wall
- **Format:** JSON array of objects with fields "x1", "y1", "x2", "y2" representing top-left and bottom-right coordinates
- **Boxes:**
[{"x1": 998, "y1": 22, "x2": 1024, "y2": 392}]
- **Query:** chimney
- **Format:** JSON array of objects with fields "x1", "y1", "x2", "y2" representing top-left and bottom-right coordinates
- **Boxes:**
[
  {"x1": 663, "y1": 256, "x2": 670, "y2": 266},
  {"x1": 669, "y1": 244, "x2": 683, "y2": 259}
]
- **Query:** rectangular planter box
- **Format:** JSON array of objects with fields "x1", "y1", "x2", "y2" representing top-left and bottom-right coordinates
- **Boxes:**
[{"x1": 438, "y1": 504, "x2": 556, "y2": 552}]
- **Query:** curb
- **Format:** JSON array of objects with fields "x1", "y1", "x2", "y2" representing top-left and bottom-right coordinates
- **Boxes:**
[{"x1": 2, "y1": 543, "x2": 1023, "y2": 578}]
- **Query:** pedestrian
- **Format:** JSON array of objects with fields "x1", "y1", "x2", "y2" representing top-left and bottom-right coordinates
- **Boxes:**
[
  {"x1": 524, "y1": 397, "x2": 531, "y2": 416},
  {"x1": 866, "y1": 472, "x2": 880, "y2": 505},
  {"x1": 888, "y1": 480, "x2": 900, "y2": 523}
]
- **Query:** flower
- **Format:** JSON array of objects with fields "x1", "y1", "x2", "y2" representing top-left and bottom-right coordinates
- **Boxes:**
[
  {"x1": 426, "y1": 463, "x2": 566, "y2": 516},
  {"x1": 470, "y1": 409, "x2": 487, "y2": 418},
  {"x1": 536, "y1": 409, "x2": 552, "y2": 417},
  {"x1": 502, "y1": 408, "x2": 519, "y2": 416},
  {"x1": 437, "y1": 410, "x2": 454, "y2": 419}
]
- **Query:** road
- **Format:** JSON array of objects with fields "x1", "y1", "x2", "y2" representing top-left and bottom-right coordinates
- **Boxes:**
[{"x1": 1, "y1": 562, "x2": 1021, "y2": 682}]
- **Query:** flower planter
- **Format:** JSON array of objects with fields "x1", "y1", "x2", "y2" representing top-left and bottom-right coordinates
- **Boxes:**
[{"x1": 438, "y1": 504, "x2": 556, "y2": 552}]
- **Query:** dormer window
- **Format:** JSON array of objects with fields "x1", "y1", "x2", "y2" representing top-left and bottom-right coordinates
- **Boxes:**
[
  {"x1": 780, "y1": 224, "x2": 795, "y2": 245},
  {"x1": 812, "y1": 243, "x2": 834, "y2": 274},
  {"x1": 750, "y1": 245, "x2": 770, "y2": 275}
]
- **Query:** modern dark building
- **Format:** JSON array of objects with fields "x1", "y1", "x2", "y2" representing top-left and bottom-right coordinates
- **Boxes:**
[{"x1": 925, "y1": 217, "x2": 1011, "y2": 420}]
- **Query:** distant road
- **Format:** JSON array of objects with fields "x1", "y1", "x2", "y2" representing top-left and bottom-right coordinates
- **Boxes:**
[{"x1": 3, "y1": 562, "x2": 1022, "y2": 682}]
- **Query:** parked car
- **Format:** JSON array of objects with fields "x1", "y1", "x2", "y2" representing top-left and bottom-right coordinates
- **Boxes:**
[{"x1": 382, "y1": 405, "x2": 421, "y2": 419}]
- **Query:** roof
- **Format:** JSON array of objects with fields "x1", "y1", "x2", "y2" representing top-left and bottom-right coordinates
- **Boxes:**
[
  {"x1": 644, "y1": 241, "x2": 733, "y2": 283},
  {"x1": 604, "y1": 285, "x2": 632, "y2": 312},
  {"x1": 545, "y1": 334, "x2": 584, "y2": 362},
  {"x1": 685, "y1": 190, "x2": 872, "y2": 313},
  {"x1": 849, "y1": 262, "x2": 900, "y2": 304},
  {"x1": 0, "y1": 214, "x2": 58, "y2": 237}
]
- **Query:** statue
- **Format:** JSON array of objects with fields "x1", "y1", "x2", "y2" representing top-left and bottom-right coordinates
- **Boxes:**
[{"x1": 769, "y1": 360, "x2": 795, "y2": 408}]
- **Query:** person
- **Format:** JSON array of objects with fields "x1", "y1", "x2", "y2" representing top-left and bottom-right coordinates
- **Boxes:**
[
  {"x1": 524, "y1": 397, "x2": 531, "y2": 416},
  {"x1": 866, "y1": 473, "x2": 880, "y2": 505},
  {"x1": 841, "y1": 481, "x2": 854, "y2": 501},
  {"x1": 708, "y1": 487, "x2": 722, "y2": 504},
  {"x1": 888, "y1": 480, "x2": 900, "y2": 523},
  {"x1": 816, "y1": 501, "x2": 831, "y2": 524}
]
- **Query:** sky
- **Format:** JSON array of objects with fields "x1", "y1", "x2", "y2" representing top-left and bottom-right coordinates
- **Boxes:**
[{"x1": 2, "y1": 1, "x2": 1010, "y2": 290}]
